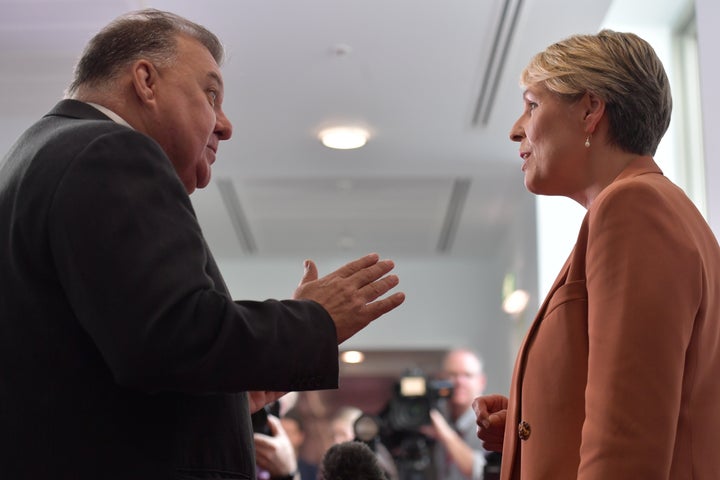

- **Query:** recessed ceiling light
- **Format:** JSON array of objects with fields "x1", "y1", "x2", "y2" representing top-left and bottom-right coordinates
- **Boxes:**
[
  {"x1": 340, "y1": 350, "x2": 365, "y2": 364},
  {"x1": 319, "y1": 127, "x2": 369, "y2": 150}
]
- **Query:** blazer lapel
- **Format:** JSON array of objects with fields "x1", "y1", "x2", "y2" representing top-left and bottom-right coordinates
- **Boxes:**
[{"x1": 501, "y1": 253, "x2": 573, "y2": 479}]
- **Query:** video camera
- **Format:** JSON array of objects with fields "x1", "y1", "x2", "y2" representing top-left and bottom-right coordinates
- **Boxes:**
[
  {"x1": 250, "y1": 400, "x2": 280, "y2": 436},
  {"x1": 383, "y1": 368, "x2": 453, "y2": 432}
]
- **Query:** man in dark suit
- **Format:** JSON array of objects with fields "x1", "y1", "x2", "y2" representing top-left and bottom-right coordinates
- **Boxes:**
[{"x1": 0, "y1": 9, "x2": 404, "y2": 479}]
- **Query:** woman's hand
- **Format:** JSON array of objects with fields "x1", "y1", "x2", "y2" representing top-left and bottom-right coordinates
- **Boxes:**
[{"x1": 472, "y1": 394, "x2": 508, "y2": 452}]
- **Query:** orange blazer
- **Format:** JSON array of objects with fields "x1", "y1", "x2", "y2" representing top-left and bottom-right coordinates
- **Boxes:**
[{"x1": 501, "y1": 157, "x2": 720, "y2": 479}]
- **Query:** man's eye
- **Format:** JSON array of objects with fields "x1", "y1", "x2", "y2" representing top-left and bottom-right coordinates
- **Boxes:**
[{"x1": 208, "y1": 90, "x2": 218, "y2": 106}]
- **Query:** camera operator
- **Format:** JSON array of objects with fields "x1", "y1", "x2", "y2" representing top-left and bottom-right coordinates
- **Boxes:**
[{"x1": 422, "y1": 348, "x2": 488, "y2": 480}]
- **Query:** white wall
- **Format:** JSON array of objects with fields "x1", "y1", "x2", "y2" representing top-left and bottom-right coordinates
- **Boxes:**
[{"x1": 696, "y1": 0, "x2": 720, "y2": 236}]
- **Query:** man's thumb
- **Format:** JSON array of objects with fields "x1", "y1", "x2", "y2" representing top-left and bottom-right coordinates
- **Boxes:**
[{"x1": 300, "y1": 259, "x2": 318, "y2": 284}]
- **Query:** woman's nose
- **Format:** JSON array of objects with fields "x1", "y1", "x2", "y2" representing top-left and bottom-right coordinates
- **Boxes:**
[{"x1": 509, "y1": 118, "x2": 524, "y2": 142}]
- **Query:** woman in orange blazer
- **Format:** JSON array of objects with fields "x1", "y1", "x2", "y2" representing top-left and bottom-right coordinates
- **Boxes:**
[{"x1": 474, "y1": 30, "x2": 720, "y2": 479}]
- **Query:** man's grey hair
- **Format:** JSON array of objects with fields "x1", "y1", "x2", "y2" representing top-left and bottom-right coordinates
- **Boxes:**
[{"x1": 66, "y1": 8, "x2": 224, "y2": 96}]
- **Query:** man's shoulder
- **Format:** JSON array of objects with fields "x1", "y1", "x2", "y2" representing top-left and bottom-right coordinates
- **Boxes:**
[{"x1": 46, "y1": 99, "x2": 113, "y2": 122}]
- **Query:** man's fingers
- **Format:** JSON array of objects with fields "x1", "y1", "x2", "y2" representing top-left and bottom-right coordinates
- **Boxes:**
[
  {"x1": 358, "y1": 291, "x2": 406, "y2": 320},
  {"x1": 357, "y1": 273, "x2": 400, "y2": 303},
  {"x1": 328, "y1": 253, "x2": 381, "y2": 279},
  {"x1": 347, "y1": 259, "x2": 395, "y2": 287},
  {"x1": 335, "y1": 290, "x2": 405, "y2": 344}
]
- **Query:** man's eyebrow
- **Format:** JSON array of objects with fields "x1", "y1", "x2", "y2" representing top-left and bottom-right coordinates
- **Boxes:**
[{"x1": 208, "y1": 71, "x2": 224, "y2": 89}]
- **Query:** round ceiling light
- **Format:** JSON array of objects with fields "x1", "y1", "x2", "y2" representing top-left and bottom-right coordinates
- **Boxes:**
[
  {"x1": 340, "y1": 350, "x2": 365, "y2": 364},
  {"x1": 319, "y1": 127, "x2": 369, "y2": 150}
]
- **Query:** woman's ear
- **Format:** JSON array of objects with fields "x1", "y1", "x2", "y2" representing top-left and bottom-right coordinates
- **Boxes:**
[
  {"x1": 581, "y1": 92, "x2": 605, "y2": 134},
  {"x1": 131, "y1": 59, "x2": 158, "y2": 104}
]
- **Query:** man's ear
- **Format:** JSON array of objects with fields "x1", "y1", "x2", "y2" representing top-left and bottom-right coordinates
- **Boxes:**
[
  {"x1": 131, "y1": 59, "x2": 158, "y2": 105},
  {"x1": 581, "y1": 92, "x2": 605, "y2": 134}
]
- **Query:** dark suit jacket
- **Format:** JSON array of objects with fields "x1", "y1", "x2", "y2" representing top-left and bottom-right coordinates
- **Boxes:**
[
  {"x1": 0, "y1": 100, "x2": 339, "y2": 479},
  {"x1": 500, "y1": 157, "x2": 720, "y2": 479}
]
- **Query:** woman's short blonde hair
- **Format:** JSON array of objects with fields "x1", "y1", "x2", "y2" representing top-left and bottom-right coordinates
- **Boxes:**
[{"x1": 521, "y1": 29, "x2": 672, "y2": 156}]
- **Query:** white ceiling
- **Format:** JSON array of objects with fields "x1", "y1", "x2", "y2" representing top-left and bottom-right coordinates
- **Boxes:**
[{"x1": 0, "y1": 0, "x2": 619, "y2": 264}]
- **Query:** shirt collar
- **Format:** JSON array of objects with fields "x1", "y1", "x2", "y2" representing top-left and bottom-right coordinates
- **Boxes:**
[{"x1": 86, "y1": 102, "x2": 133, "y2": 129}]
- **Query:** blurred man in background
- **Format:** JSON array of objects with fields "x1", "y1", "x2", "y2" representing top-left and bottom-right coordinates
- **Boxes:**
[{"x1": 425, "y1": 348, "x2": 488, "y2": 479}]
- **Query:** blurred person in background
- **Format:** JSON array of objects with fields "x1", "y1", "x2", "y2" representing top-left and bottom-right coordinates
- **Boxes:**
[
  {"x1": 254, "y1": 413, "x2": 300, "y2": 480},
  {"x1": 280, "y1": 408, "x2": 319, "y2": 480},
  {"x1": 423, "y1": 348, "x2": 488, "y2": 479},
  {"x1": 330, "y1": 406, "x2": 399, "y2": 480},
  {"x1": 331, "y1": 406, "x2": 364, "y2": 445}
]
